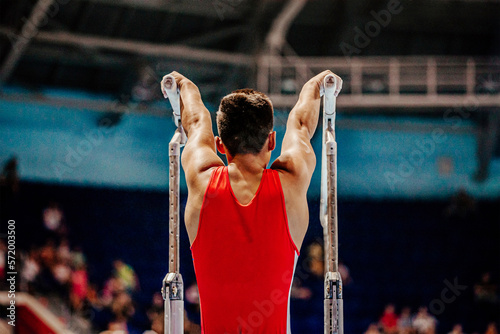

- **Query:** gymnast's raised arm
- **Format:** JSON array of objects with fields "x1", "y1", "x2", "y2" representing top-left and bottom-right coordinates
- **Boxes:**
[
  {"x1": 164, "y1": 72, "x2": 223, "y2": 189},
  {"x1": 163, "y1": 72, "x2": 223, "y2": 244},
  {"x1": 271, "y1": 70, "x2": 342, "y2": 249},
  {"x1": 272, "y1": 70, "x2": 341, "y2": 183}
]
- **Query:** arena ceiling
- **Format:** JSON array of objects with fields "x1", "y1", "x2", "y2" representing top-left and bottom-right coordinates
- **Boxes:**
[{"x1": 0, "y1": 0, "x2": 499, "y2": 102}]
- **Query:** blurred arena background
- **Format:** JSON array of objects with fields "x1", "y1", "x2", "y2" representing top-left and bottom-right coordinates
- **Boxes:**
[{"x1": 0, "y1": 0, "x2": 499, "y2": 333}]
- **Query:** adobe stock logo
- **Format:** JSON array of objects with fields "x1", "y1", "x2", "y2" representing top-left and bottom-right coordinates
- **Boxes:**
[{"x1": 340, "y1": 0, "x2": 404, "y2": 61}]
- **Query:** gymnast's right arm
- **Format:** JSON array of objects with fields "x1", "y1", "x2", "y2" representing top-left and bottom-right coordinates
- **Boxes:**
[
  {"x1": 166, "y1": 72, "x2": 223, "y2": 244},
  {"x1": 166, "y1": 72, "x2": 223, "y2": 187}
]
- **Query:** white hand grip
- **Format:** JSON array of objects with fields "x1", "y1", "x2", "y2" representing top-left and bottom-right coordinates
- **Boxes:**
[
  {"x1": 161, "y1": 74, "x2": 181, "y2": 127},
  {"x1": 323, "y1": 74, "x2": 342, "y2": 116}
]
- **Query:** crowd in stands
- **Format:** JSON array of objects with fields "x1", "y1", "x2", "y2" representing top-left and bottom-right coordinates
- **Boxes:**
[
  {"x1": 3, "y1": 206, "x2": 499, "y2": 334},
  {"x1": 16, "y1": 235, "x2": 143, "y2": 332},
  {"x1": 2, "y1": 198, "x2": 146, "y2": 333},
  {"x1": 1, "y1": 158, "x2": 498, "y2": 333},
  {"x1": 365, "y1": 265, "x2": 499, "y2": 334},
  {"x1": 4, "y1": 216, "x2": 499, "y2": 334},
  {"x1": 3, "y1": 198, "x2": 203, "y2": 334},
  {"x1": 366, "y1": 303, "x2": 498, "y2": 334}
]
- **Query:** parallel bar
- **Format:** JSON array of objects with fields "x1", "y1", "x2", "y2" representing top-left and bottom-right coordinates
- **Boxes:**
[
  {"x1": 161, "y1": 74, "x2": 185, "y2": 334},
  {"x1": 325, "y1": 127, "x2": 337, "y2": 274},
  {"x1": 168, "y1": 131, "x2": 182, "y2": 273},
  {"x1": 322, "y1": 74, "x2": 343, "y2": 334}
]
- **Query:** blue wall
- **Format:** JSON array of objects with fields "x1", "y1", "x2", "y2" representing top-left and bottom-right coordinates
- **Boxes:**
[{"x1": 1, "y1": 86, "x2": 500, "y2": 199}]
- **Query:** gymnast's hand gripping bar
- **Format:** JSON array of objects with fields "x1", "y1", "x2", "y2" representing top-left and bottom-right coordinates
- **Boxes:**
[
  {"x1": 161, "y1": 74, "x2": 185, "y2": 334},
  {"x1": 320, "y1": 74, "x2": 344, "y2": 334}
]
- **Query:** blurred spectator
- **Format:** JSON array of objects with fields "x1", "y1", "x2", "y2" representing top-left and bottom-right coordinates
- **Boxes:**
[
  {"x1": 185, "y1": 312, "x2": 201, "y2": 334},
  {"x1": 113, "y1": 259, "x2": 140, "y2": 293},
  {"x1": 36, "y1": 240, "x2": 68, "y2": 297},
  {"x1": 57, "y1": 238, "x2": 72, "y2": 264},
  {"x1": 289, "y1": 241, "x2": 325, "y2": 333},
  {"x1": 0, "y1": 156, "x2": 20, "y2": 221},
  {"x1": 307, "y1": 241, "x2": 324, "y2": 276},
  {"x1": 42, "y1": 202, "x2": 67, "y2": 241},
  {"x1": 146, "y1": 292, "x2": 163, "y2": 334},
  {"x1": 474, "y1": 272, "x2": 498, "y2": 304},
  {"x1": 0, "y1": 240, "x2": 6, "y2": 285},
  {"x1": 102, "y1": 276, "x2": 125, "y2": 307},
  {"x1": 365, "y1": 323, "x2": 382, "y2": 334},
  {"x1": 70, "y1": 257, "x2": 88, "y2": 312},
  {"x1": 185, "y1": 281, "x2": 201, "y2": 326},
  {"x1": 107, "y1": 319, "x2": 128, "y2": 332},
  {"x1": 72, "y1": 246, "x2": 87, "y2": 271},
  {"x1": 485, "y1": 322, "x2": 498, "y2": 334},
  {"x1": 448, "y1": 324, "x2": 465, "y2": 334},
  {"x1": 86, "y1": 283, "x2": 102, "y2": 310},
  {"x1": 444, "y1": 189, "x2": 476, "y2": 220},
  {"x1": 109, "y1": 291, "x2": 135, "y2": 330},
  {"x1": 290, "y1": 279, "x2": 312, "y2": 300},
  {"x1": 20, "y1": 247, "x2": 40, "y2": 292},
  {"x1": 0, "y1": 157, "x2": 19, "y2": 193},
  {"x1": 51, "y1": 255, "x2": 71, "y2": 292},
  {"x1": 474, "y1": 272, "x2": 499, "y2": 324},
  {"x1": 339, "y1": 259, "x2": 352, "y2": 286},
  {"x1": 379, "y1": 304, "x2": 398, "y2": 334},
  {"x1": 398, "y1": 306, "x2": 413, "y2": 334},
  {"x1": 412, "y1": 306, "x2": 437, "y2": 334}
]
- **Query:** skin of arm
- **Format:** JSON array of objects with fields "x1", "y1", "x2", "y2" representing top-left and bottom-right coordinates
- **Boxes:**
[
  {"x1": 163, "y1": 72, "x2": 224, "y2": 244},
  {"x1": 271, "y1": 70, "x2": 342, "y2": 250}
]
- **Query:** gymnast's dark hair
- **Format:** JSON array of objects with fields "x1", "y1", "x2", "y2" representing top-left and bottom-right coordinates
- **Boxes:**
[{"x1": 217, "y1": 88, "x2": 274, "y2": 156}]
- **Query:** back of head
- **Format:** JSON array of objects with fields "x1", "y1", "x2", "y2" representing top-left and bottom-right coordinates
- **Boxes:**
[{"x1": 217, "y1": 89, "x2": 273, "y2": 156}]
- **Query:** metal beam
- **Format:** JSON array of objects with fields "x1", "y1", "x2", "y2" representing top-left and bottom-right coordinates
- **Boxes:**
[
  {"x1": 269, "y1": 94, "x2": 500, "y2": 109},
  {"x1": 0, "y1": 0, "x2": 56, "y2": 84},
  {"x1": 259, "y1": 55, "x2": 499, "y2": 108},
  {"x1": 0, "y1": 86, "x2": 214, "y2": 117},
  {"x1": 78, "y1": 0, "x2": 250, "y2": 20},
  {"x1": 265, "y1": 0, "x2": 307, "y2": 53},
  {"x1": 2, "y1": 89, "x2": 497, "y2": 117},
  {"x1": 32, "y1": 30, "x2": 252, "y2": 65},
  {"x1": 0, "y1": 27, "x2": 253, "y2": 66},
  {"x1": 258, "y1": 0, "x2": 308, "y2": 91},
  {"x1": 14, "y1": 42, "x2": 130, "y2": 68}
]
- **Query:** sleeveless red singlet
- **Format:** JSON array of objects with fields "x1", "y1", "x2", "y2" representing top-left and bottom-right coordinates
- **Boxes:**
[{"x1": 190, "y1": 166, "x2": 299, "y2": 334}]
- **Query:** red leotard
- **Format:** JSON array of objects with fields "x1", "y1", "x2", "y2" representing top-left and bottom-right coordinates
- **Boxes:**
[{"x1": 191, "y1": 166, "x2": 299, "y2": 334}]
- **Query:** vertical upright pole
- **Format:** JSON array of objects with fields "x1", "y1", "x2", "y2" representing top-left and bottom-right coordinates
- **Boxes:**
[
  {"x1": 161, "y1": 75, "x2": 186, "y2": 334},
  {"x1": 321, "y1": 74, "x2": 343, "y2": 334}
]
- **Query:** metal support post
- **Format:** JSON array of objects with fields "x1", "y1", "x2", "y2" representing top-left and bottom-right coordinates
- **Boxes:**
[
  {"x1": 320, "y1": 74, "x2": 343, "y2": 334},
  {"x1": 160, "y1": 74, "x2": 186, "y2": 334}
]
